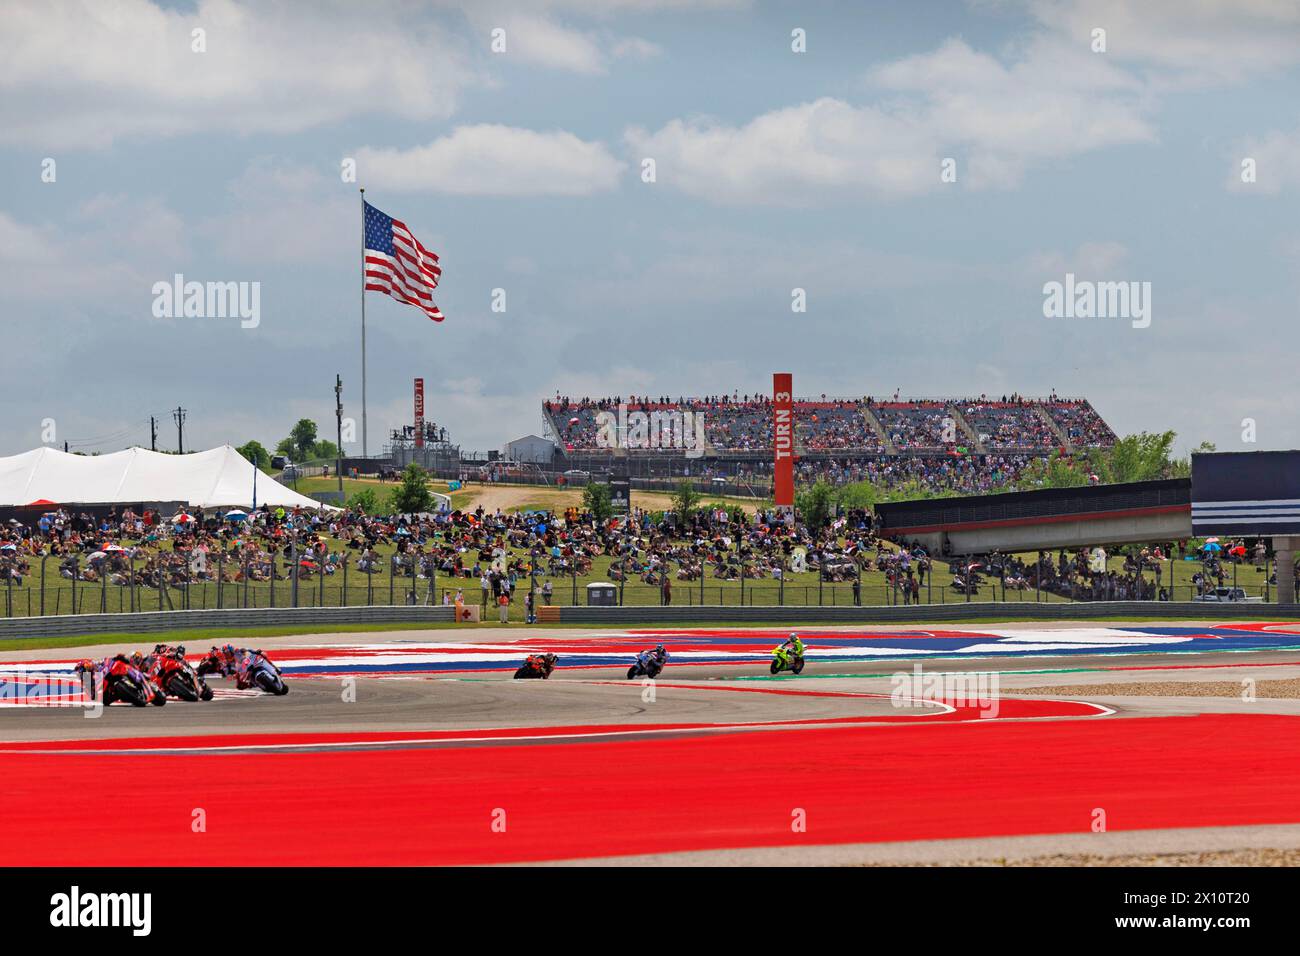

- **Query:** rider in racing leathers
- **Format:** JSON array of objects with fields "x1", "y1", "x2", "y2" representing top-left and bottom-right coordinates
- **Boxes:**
[
  {"x1": 636, "y1": 643, "x2": 669, "y2": 674},
  {"x1": 773, "y1": 633, "x2": 805, "y2": 667}
]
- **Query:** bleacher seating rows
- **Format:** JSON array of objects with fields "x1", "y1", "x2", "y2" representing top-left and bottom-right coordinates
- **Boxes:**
[{"x1": 543, "y1": 395, "x2": 1115, "y2": 454}]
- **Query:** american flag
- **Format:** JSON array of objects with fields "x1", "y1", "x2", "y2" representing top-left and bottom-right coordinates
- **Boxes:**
[{"x1": 363, "y1": 200, "x2": 444, "y2": 321}]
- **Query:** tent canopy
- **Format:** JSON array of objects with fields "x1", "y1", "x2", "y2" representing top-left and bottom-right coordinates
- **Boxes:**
[{"x1": 0, "y1": 445, "x2": 333, "y2": 511}]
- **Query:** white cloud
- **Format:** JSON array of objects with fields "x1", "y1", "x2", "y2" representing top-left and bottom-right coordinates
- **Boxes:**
[
  {"x1": 626, "y1": 35, "x2": 1154, "y2": 204},
  {"x1": 357, "y1": 125, "x2": 625, "y2": 196},
  {"x1": 0, "y1": 0, "x2": 480, "y2": 148},
  {"x1": 1227, "y1": 124, "x2": 1300, "y2": 194},
  {"x1": 468, "y1": 7, "x2": 664, "y2": 74},
  {"x1": 1027, "y1": 0, "x2": 1300, "y2": 86},
  {"x1": 626, "y1": 99, "x2": 940, "y2": 204},
  {"x1": 493, "y1": 14, "x2": 609, "y2": 73}
]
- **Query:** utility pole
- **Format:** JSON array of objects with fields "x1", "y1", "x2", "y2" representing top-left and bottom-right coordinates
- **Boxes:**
[
  {"x1": 150, "y1": 416, "x2": 158, "y2": 451},
  {"x1": 173, "y1": 407, "x2": 186, "y2": 454},
  {"x1": 335, "y1": 374, "x2": 344, "y2": 500}
]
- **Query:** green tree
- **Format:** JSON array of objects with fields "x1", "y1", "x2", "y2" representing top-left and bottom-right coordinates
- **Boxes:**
[
  {"x1": 835, "y1": 480, "x2": 879, "y2": 510},
  {"x1": 347, "y1": 487, "x2": 385, "y2": 514},
  {"x1": 236, "y1": 440, "x2": 271, "y2": 470},
  {"x1": 390, "y1": 463, "x2": 434, "y2": 514},
  {"x1": 1096, "y1": 431, "x2": 1181, "y2": 483},
  {"x1": 796, "y1": 479, "x2": 836, "y2": 532},
  {"x1": 671, "y1": 479, "x2": 701, "y2": 517},
  {"x1": 313, "y1": 438, "x2": 341, "y2": 461},
  {"x1": 583, "y1": 481, "x2": 613, "y2": 523},
  {"x1": 286, "y1": 419, "x2": 319, "y2": 462},
  {"x1": 274, "y1": 437, "x2": 296, "y2": 464}
]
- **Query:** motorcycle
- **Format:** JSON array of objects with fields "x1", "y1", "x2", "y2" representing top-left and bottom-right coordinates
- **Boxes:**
[
  {"x1": 88, "y1": 658, "x2": 166, "y2": 706},
  {"x1": 626, "y1": 651, "x2": 668, "y2": 680},
  {"x1": 195, "y1": 649, "x2": 226, "y2": 679},
  {"x1": 514, "y1": 653, "x2": 558, "y2": 680},
  {"x1": 769, "y1": 644, "x2": 806, "y2": 676},
  {"x1": 243, "y1": 652, "x2": 289, "y2": 695},
  {"x1": 152, "y1": 654, "x2": 214, "y2": 702}
]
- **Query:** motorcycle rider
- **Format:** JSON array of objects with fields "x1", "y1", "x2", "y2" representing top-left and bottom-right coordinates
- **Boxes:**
[
  {"x1": 522, "y1": 652, "x2": 557, "y2": 677},
  {"x1": 636, "y1": 643, "x2": 669, "y2": 674},
  {"x1": 773, "y1": 633, "x2": 805, "y2": 667}
]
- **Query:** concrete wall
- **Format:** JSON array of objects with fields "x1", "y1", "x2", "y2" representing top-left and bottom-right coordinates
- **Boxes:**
[
  {"x1": 551, "y1": 601, "x2": 1300, "y2": 625},
  {"x1": 0, "y1": 605, "x2": 455, "y2": 641},
  {"x1": 935, "y1": 510, "x2": 1193, "y2": 554}
]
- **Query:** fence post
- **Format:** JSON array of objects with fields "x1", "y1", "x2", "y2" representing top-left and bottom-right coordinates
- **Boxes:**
[
  {"x1": 71, "y1": 557, "x2": 78, "y2": 615},
  {"x1": 291, "y1": 537, "x2": 300, "y2": 608},
  {"x1": 217, "y1": 550, "x2": 224, "y2": 609},
  {"x1": 40, "y1": 554, "x2": 48, "y2": 616}
]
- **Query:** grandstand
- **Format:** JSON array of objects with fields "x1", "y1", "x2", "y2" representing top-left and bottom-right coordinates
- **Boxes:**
[
  {"x1": 536, "y1": 393, "x2": 1117, "y2": 494},
  {"x1": 543, "y1": 393, "x2": 1114, "y2": 457}
]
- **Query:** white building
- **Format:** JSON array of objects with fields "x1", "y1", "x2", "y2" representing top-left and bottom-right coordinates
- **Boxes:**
[{"x1": 503, "y1": 435, "x2": 557, "y2": 465}]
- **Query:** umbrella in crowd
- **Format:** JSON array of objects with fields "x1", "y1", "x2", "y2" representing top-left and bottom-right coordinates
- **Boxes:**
[
  {"x1": 1203, "y1": 541, "x2": 1222, "y2": 552},
  {"x1": 172, "y1": 513, "x2": 196, "y2": 525},
  {"x1": 103, "y1": 544, "x2": 128, "y2": 553},
  {"x1": 225, "y1": 510, "x2": 249, "y2": 521}
]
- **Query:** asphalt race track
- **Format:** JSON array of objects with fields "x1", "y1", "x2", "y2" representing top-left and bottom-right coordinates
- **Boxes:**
[{"x1": 4, "y1": 621, "x2": 1300, "y2": 865}]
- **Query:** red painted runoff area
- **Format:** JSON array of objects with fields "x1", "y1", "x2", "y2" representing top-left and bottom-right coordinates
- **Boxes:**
[{"x1": 3, "y1": 713, "x2": 1299, "y2": 865}]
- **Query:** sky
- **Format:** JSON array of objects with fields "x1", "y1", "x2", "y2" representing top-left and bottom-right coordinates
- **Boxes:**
[{"x1": 2, "y1": 0, "x2": 1299, "y2": 459}]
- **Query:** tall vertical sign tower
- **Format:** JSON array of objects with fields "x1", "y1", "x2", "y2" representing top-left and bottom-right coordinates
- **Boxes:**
[
  {"x1": 773, "y1": 373, "x2": 794, "y2": 524},
  {"x1": 414, "y1": 378, "x2": 425, "y2": 449}
]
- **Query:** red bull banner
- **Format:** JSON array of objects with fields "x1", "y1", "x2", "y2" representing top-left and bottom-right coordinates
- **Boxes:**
[
  {"x1": 414, "y1": 378, "x2": 425, "y2": 448},
  {"x1": 773, "y1": 373, "x2": 794, "y2": 520}
]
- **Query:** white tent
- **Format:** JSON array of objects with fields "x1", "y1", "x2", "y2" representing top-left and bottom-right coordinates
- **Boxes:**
[{"x1": 0, "y1": 445, "x2": 333, "y2": 510}]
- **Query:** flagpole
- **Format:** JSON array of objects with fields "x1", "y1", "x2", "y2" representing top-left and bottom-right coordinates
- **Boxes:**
[{"x1": 360, "y1": 187, "x2": 368, "y2": 461}]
